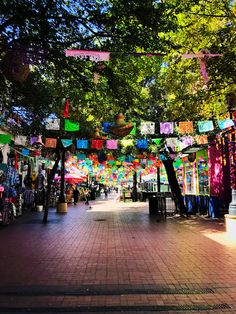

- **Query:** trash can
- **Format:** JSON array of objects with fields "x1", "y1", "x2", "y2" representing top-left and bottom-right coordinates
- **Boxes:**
[{"x1": 149, "y1": 196, "x2": 158, "y2": 215}]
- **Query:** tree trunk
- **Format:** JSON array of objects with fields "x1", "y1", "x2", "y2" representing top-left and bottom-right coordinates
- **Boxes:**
[
  {"x1": 132, "y1": 170, "x2": 138, "y2": 202},
  {"x1": 43, "y1": 150, "x2": 60, "y2": 224},
  {"x1": 59, "y1": 148, "x2": 66, "y2": 203},
  {"x1": 162, "y1": 159, "x2": 188, "y2": 215}
]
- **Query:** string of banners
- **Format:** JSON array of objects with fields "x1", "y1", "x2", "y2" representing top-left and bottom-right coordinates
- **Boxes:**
[{"x1": 44, "y1": 115, "x2": 235, "y2": 134}]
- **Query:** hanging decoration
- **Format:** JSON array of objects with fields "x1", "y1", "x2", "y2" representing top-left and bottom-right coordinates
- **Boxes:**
[
  {"x1": 63, "y1": 99, "x2": 70, "y2": 118},
  {"x1": 217, "y1": 118, "x2": 234, "y2": 130},
  {"x1": 106, "y1": 140, "x2": 118, "y2": 150},
  {"x1": 2, "y1": 50, "x2": 30, "y2": 83},
  {"x1": 136, "y1": 139, "x2": 148, "y2": 149},
  {"x1": 140, "y1": 121, "x2": 155, "y2": 135},
  {"x1": 14, "y1": 135, "x2": 27, "y2": 146},
  {"x1": 178, "y1": 121, "x2": 194, "y2": 134},
  {"x1": 197, "y1": 120, "x2": 214, "y2": 133},
  {"x1": 91, "y1": 140, "x2": 103, "y2": 150},
  {"x1": 45, "y1": 138, "x2": 57, "y2": 148},
  {"x1": 109, "y1": 113, "x2": 134, "y2": 137},
  {"x1": 76, "y1": 140, "x2": 89, "y2": 149},
  {"x1": 182, "y1": 50, "x2": 223, "y2": 86},
  {"x1": 160, "y1": 122, "x2": 174, "y2": 134},
  {"x1": 64, "y1": 119, "x2": 80, "y2": 131},
  {"x1": 65, "y1": 49, "x2": 110, "y2": 62},
  {"x1": 195, "y1": 135, "x2": 208, "y2": 145},
  {"x1": 0, "y1": 134, "x2": 12, "y2": 144},
  {"x1": 45, "y1": 118, "x2": 60, "y2": 130},
  {"x1": 61, "y1": 139, "x2": 73, "y2": 148},
  {"x1": 92, "y1": 127, "x2": 106, "y2": 139}
]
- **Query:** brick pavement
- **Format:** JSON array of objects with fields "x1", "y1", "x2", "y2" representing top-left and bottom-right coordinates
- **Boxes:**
[{"x1": 0, "y1": 192, "x2": 236, "y2": 313}]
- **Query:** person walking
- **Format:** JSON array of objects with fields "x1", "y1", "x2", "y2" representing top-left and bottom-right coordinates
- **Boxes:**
[
  {"x1": 84, "y1": 188, "x2": 90, "y2": 205},
  {"x1": 73, "y1": 186, "x2": 79, "y2": 205}
]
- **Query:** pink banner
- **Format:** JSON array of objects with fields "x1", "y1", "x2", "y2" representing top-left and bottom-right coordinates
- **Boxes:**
[{"x1": 65, "y1": 50, "x2": 110, "y2": 62}]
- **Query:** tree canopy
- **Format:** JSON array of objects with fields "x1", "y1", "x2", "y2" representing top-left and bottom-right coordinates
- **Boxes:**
[{"x1": 0, "y1": 0, "x2": 235, "y2": 135}]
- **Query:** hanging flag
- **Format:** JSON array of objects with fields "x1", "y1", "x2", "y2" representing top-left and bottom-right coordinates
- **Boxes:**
[
  {"x1": 129, "y1": 122, "x2": 136, "y2": 135},
  {"x1": 91, "y1": 140, "x2": 103, "y2": 150},
  {"x1": 140, "y1": 121, "x2": 155, "y2": 135},
  {"x1": 179, "y1": 136, "x2": 193, "y2": 149},
  {"x1": 45, "y1": 138, "x2": 57, "y2": 148},
  {"x1": 76, "y1": 140, "x2": 89, "y2": 149},
  {"x1": 219, "y1": 112, "x2": 230, "y2": 121},
  {"x1": 45, "y1": 118, "x2": 60, "y2": 130},
  {"x1": 65, "y1": 50, "x2": 110, "y2": 62},
  {"x1": 120, "y1": 139, "x2": 134, "y2": 147},
  {"x1": 61, "y1": 139, "x2": 73, "y2": 147},
  {"x1": 0, "y1": 134, "x2": 12, "y2": 144},
  {"x1": 63, "y1": 99, "x2": 69, "y2": 118},
  {"x1": 178, "y1": 121, "x2": 194, "y2": 134},
  {"x1": 14, "y1": 135, "x2": 27, "y2": 146},
  {"x1": 160, "y1": 122, "x2": 174, "y2": 134},
  {"x1": 195, "y1": 135, "x2": 208, "y2": 145},
  {"x1": 217, "y1": 119, "x2": 234, "y2": 130},
  {"x1": 198, "y1": 120, "x2": 214, "y2": 133},
  {"x1": 152, "y1": 138, "x2": 163, "y2": 145},
  {"x1": 64, "y1": 119, "x2": 80, "y2": 131},
  {"x1": 136, "y1": 139, "x2": 148, "y2": 149},
  {"x1": 106, "y1": 140, "x2": 118, "y2": 150}
]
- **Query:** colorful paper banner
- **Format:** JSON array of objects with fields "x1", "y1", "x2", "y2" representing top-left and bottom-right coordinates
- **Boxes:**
[
  {"x1": 160, "y1": 122, "x2": 174, "y2": 134},
  {"x1": 197, "y1": 120, "x2": 214, "y2": 133},
  {"x1": 61, "y1": 139, "x2": 73, "y2": 147},
  {"x1": 140, "y1": 121, "x2": 155, "y2": 135},
  {"x1": 76, "y1": 140, "x2": 89, "y2": 149},
  {"x1": 64, "y1": 119, "x2": 80, "y2": 132},
  {"x1": 217, "y1": 119, "x2": 234, "y2": 130},
  {"x1": 178, "y1": 121, "x2": 194, "y2": 134},
  {"x1": 45, "y1": 138, "x2": 57, "y2": 148}
]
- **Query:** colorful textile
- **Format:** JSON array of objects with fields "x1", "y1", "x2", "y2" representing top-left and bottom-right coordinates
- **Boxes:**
[
  {"x1": 166, "y1": 137, "x2": 180, "y2": 147},
  {"x1": 140, "y1": 121, "x2": 155, "y2": 135},
  {"x1": 195, "y1": 135, "x2": 208, "y2": 145},
  {"x1": 160, "y1": 122, "x2": 174, "y2": 134},
  {"x1": 217, "y1": 119, "x2": 234, "y2": 130},
  {"x1": 178, "y1": 121, "x2": 194, "y2": 134},
  {"x1": 14, "y1": 135, "x2": 27, "y2": 146},
  {"x1": 106, "y1": 140, "x2": 118, "y2": 150},
  {"x1": 45, "y1": 138, "x2": 57, "y2": 148},
  {"x1": 30, "y1": 136, "x2": 38, "y2": 145},
  {"x1": 65, "y1": 49, "x2": 110, "y2": 62},
  {"x1": 76, "y1": 140, "x2": 88, "y2": 149},
  {"x1": 21, "y1": 148, "x2": 30, "y2": 156},
  {"x1": 136, "y1": 139, "x2": 148, "y2": 149},
  {"x1": 0, "y1": 134, "x2": 12, "y2": 144},
  {"x1": 45, "y1": 118, "x2": 60, "y2": 130},
  {"x1": 197, "y1": 120, "x2": 214, "y2": 133},
  {"x1": 64, "y1": 119, "x2": 80, "y2": 131},
  {"x1": 91, "y1": 140, "x2": 103, "y2": 150},
  {"x1": 61, "y1": 139, "x2": 73, "y2": 147},
  {"x1": 120, "y1": 139, "x2": 134, "y2": 147}
]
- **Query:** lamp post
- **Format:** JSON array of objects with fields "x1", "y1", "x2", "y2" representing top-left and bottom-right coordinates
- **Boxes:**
[{"x1": 225, "y1": 93, "x2": 236, "y2": 235}]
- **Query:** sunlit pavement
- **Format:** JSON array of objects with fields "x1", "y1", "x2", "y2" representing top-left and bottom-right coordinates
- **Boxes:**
[{"x1": 0, "y1": 191, "x2": 236, "y2": 313}]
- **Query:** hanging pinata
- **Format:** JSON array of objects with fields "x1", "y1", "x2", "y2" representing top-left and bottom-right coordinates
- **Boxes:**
[{"x1": 109, "y1": 113, "x2": 133, "y2": 137}]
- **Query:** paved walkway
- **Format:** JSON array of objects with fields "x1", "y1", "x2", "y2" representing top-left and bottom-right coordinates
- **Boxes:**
[{"x1": 0, "y1": 192, "x2": 236, "y2": 313}]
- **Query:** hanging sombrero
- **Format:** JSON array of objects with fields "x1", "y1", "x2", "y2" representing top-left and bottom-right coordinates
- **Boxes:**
[
  {"x1": 92, "y1": 127, "x2": 107, "y2": 139},
  {"x1": 109, "y1": 113, "x2": 133, "y2": 137}
]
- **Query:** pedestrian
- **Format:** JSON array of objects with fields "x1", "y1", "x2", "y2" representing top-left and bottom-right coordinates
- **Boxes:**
[
  {"x1": 73, "y1": 186, "x2": 79, "y2": 205},
  {"x1": 84, "y1": 188, "x2": 90, "y2": 205},
  {"x1": 23, "y1": 186, "x2": 35, "y2": 211}
]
